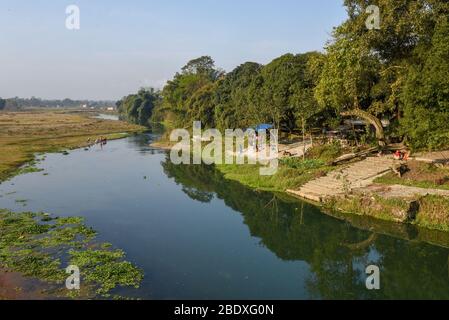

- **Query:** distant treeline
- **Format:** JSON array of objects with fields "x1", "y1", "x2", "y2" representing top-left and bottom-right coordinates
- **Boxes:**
[
  {"x1": 119, "y1": 0, "x2": 449, "y2": 151},
  {"x1": 0, "y1": 97, "x2": 115, "y2": 110}
]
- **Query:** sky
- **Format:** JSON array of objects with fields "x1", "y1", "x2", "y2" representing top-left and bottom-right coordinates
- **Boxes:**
[{"x1": 0, "y1": 0, "x2": 348, "y2": 100}]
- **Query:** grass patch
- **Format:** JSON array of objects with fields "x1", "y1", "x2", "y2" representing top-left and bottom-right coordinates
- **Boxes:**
[
  {"x1": 327, "y1": 195, "x2": 412, "y2": 223},
  {"x1": 15, "y1": 166, "x2": 44, "y2": 175},
  {"x1": 216, "y1": 161, "x2": 334, "y2": 192},
  {"x1": 280, "y1": 158, "x2": 325, "y2": 170},
  {"x1": 305, "y1": 141, "x2": 343, "y2": 163},
  {"x1": 375, "y1": 173, "x2": 449, "y2": 190},
  {"x1": 327, "y1": 193, "x2": 449, "y2": 232},
  {"x1": 415, "y1": 195, "x2": 449, "y2": 232},
  {"x1": 375, "y1": 160, "x2": 449, "y2": 190}
]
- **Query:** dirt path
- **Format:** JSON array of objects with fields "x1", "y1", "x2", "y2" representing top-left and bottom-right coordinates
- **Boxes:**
[{"x1": 413, "y1": 150, "x2": 449, "y2": 163}]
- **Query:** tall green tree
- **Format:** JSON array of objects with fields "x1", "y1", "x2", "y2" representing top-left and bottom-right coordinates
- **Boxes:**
[
  {"x1": 186, "y1": 83, "x2": 217, "y2": 127},
  {"x1": 214, "y1": 62, "x2": 263, "y2": 130},
  {"x1": 117, "y1": 88, "x2": 161, "y2": 126},
  {"x1": 401, "y1": 18, "x2": 449, "y2": 150},
  {"x1": 316, "y1": 0, "x2": 449, "y2": 146},
  {"x1": 260, "y1": 53, "x2": 324, "y2": 132},
  {"x1": 161, "y1": 56, "x2": 222, "y2": 127}
]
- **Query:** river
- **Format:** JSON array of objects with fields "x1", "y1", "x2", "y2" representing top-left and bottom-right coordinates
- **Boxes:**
[
  {"x1": 93, "y1": 113, "x2": 120, "y2": 121},
  {"x1": 1, "y1": 133, "x2": 449, "y2": 299}
]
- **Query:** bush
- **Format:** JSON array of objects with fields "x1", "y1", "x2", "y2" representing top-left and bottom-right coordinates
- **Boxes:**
[
  {"x1": 306, "y1": 141, "x2": 342, "y2": 162},
  {"x1": 280, "y1": 158, "x2": 325, "y2": 170}
]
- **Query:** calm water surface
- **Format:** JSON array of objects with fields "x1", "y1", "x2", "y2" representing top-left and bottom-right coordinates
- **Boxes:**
[
  {"x1": 1, "y1": 133, "x2": 449, "y2": 299},
  {"x1": 93, "y1": 113, "x2": 120, "y2": 121}
]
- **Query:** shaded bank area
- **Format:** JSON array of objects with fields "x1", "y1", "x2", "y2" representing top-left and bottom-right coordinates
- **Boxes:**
[{"x1": 162, "y1": 158, "x2": 449, "y2": 299}]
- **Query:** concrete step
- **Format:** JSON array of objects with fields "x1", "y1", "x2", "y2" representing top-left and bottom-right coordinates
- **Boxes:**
[
  {"x1": 300, "y1": 185, "x2": 345, "y2": 195},
  {"x1": 288, "y1": 157, "x2": 396, "y2": 202},
  {"x1": 287, "y1": 189, "x2": 322, "y2": 202},
  {"x1": 304, "y1": 181, "x2": 344, "y2": 189},
  {"x1": 299, "y1": 189, "x2": 341, "y2": 197}
]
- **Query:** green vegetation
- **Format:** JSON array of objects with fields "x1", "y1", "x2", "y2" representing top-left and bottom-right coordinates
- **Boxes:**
[
  {"x1": 328, "y1": 193, "x2": 449, "y2": 232},
  {"x1": 375, "y1": 175, "x2": 449, "y2": 191},
  {"x1": 0, "y1": 209, "x2": 143, "y2": 298},
  {"x1": 415, "y1": 195, "x2": 449, "y2": 231},
  {"x1": 0, "y1": 97, "x2": 115, "y2": 109},
  {"x1": 123, "y1": 1, "x2": 448, "y2": 152},
  {"x1": 375, "y1": 161, "x2": 449, "y2": 190},
  {"x1": 280, "y1": 158, "x2": 325, "y2": 171},
  {"x1": 162, "y1": 158, "x2": 449, "y2": 299},
  {"x1": 401, "y1": 18, "x2": 449, "y2": 150},
  {"x1": 114, "y1": 1, "x2": 449, "y2": 232},
  {"x1": 216, "y1": 163, "x2": 332, "y2": 193},
  {"x1": 315, "y1": 0, "x2": 449, "y2": 150},
  {"x1": 328, "y1": 195, "x2": 413, "y2": 223},
  {"x1": 212, "y1": 142, "x2": 342, "y2": 192},
  {"x1": 116, "y1": 88, "x2": 161, "y2": 126},
  {"x1": 153, "y1": 53, "x2": 325, "y2": 134},
  {"x1": 304, "y1": 141, "x2": 343, "y2": 163},
  {"x1": 15, "y1": 166, "x2": 44, "y2": 175},
  {"x1": 14, "y1": 159, "x2": 45, "y2": 176},
  {"x1": 69, "y1": 249, "x2": 143, "y2": 295}
]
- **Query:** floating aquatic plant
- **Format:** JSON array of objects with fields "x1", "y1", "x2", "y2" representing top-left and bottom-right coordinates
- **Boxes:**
[{"x1": 0, "y1": 209, "x2": 143, "y2": 299}]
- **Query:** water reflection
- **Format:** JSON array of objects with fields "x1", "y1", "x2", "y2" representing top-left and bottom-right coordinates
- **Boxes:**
[
  {"x1": 1, "y1": 133, "x2": 449, "y2": 299},
  {"x1": 162, "y1": 157, "x2": 449, "y2": 299}
]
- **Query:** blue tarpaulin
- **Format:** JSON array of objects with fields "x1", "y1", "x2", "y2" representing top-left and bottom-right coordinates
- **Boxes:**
[{"x1": 254, "y1": 124, "x2": 274, "y2": 131}]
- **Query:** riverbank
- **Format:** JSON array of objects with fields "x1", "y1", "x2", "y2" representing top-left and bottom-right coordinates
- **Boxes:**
[
  {"x1": 0, "y1": 110, "x2": 146, "y2": 182},
  {"x1": 150, "y1": 131, "x2": 449, "y2": 232},
  {"x1": 147, "y1": 132, "x2": 449, "y2": 237},
  {"x1": 4, "y1": 130, "x2": 449, "y2": 298},
  {"x1": 217, "y1": 160, "x2": 449, "y2": 233}
]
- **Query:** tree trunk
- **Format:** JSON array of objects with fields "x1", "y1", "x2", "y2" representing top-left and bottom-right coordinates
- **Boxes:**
[
  {"x1": 302, "y1": 117, "x2": 306, "y2": 160},
  {"x1": 341, "y1": 109, "x2": 386, "y2": 147}
]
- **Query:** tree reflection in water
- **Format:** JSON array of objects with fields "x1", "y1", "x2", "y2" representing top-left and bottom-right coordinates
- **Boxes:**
[{"x1": 162, "y1": 156, "x2": 449, "y2": 299}]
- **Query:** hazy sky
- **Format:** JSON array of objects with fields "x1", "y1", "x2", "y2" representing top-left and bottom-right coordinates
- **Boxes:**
[{"x1": 0, "y1": 0, "x2": 347, "y2": 100}]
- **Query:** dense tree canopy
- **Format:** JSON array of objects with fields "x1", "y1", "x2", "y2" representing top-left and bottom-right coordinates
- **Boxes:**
[
  {"x1": 159, "y1": 56, "x2": 221, "y2": 128},
  {"x1": 116, "y1": 88, "x2": 161, "y2": 126},
  {"x1": 159, "y1": 53, "x2": 324, "y2": 133},
  {"x1": 214, "y1": 62, "x2": 263, "y2": 130},
  {"x1": 0, "y1": 98, "x2": 5, "y2": 110},
  {"x1": 259, "y1": 53, "x2": 324, "y2": 131},
  {"x1": 314, "y1": 0, "x2": 449, "y2": 149},
  {"x1": 123, "y1": 0, "x2": 448, "y2": 151},
  {"x1": 401, "y1": 17, "x2": 449, "y2": 150}
]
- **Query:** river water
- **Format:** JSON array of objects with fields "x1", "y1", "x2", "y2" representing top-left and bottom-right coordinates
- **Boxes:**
[
  {"x1": 1, "y1": 133, "x2": 449, "y2": 299},
  {"x1": 93, "y1": 113, "x2": 120, "y2": 121}
]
